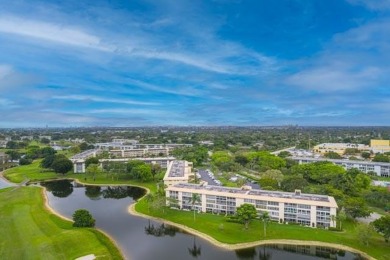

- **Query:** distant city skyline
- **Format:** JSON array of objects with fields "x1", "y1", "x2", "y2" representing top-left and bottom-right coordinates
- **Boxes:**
[{"x1": 1, "y1": 0, "x2": 389, "y2": 127}]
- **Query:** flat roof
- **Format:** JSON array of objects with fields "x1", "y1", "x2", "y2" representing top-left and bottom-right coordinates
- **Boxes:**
[
  {"x1": 291, "y1": 156, "x2": 390, "y2": 167},
  {"x1": 168, "y1": 160, "x2": 186, "y2": 178},
  {"x1": 169, "y1": 183, "x2": 334, "y2": 204}
]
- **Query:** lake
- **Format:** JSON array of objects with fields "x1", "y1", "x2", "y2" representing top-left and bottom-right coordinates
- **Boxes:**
[{"x1": 42, "y1": 180, "x2": 366, "y2": 260}]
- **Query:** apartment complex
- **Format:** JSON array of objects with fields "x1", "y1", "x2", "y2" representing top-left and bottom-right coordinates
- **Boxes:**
[
  {"x1": 163, "y1": 160, "x2": 194, "y2": 186},
  {"x1": 370, "y1": 139, "x2": 390, "y2": 153},
  {"x1": 313, "y1": 143, "x2": 369, "y2": 155},
  {"x1": 166, "y1": 183, "x2": 338, "y2": 228},
  {"x1": 291, "y1": 157, "x2": 390, "y2": 177}
]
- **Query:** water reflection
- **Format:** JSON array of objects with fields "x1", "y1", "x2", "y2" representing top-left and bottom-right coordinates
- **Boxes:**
[
  {"x1": 85, "y1": 186, "x2": 102, "y2": 200},
  {"x1": 258, "y1": 246, "x2": 272, "y2": 260},
  {"x1": 144, "y1": 220, "x2": 178, "y2": 237},
  {"x1": 188, "y1": 236, "x2": 202, "y2": 258},
  {"x1": 102, "y1": 186, "x2": 145, "y2": 200},
  {"x1": 41, "y1": 180, "x2": 73, "y2": 198},
  {"x1": 235, "y1": 247, "x2": 257, "y2": 260}
]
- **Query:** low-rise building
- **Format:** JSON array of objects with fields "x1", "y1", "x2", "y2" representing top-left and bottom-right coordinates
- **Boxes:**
[
  {"x1": 370, "y1": 139, "x2": 390, "y2": 153},
  {"x1": 313, "y1": 143, "x2": 369, "y2": 155},
  {"x1": 163, "y1": 160, "x2": 194, "y2": 186},
  {"x1": 291, "y1": 157, "x2": 390, "y2": 177},
  {"x1": 166, "y1": 183, "x2": 337, "y2": 228}
]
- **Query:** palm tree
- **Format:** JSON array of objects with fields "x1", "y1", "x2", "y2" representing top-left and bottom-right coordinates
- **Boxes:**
[
  {"x1": 337, "y1": 209, "x2": 347, "y2": 230},
  {"x1": 261, "y1": 211, "x2": 270, "y2": 237},
  {"x1": 144, "y1": 193, "x2": 155, "y2": 212},
  {"x1": 330, "y1": 214, "x2": 336, "y2": 228},
  {"x1": 190, "y1": 193, "x2": 201, "y2": 221}
]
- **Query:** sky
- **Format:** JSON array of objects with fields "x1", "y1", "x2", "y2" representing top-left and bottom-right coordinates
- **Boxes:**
[{"x1": 0, "y1": 0, "x2": 390, "y2": 127}]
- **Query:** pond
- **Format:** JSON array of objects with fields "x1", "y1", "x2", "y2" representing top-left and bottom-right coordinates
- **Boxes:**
[{"x1": 42, "y1": 180, "x2": 366, "y2": 260}]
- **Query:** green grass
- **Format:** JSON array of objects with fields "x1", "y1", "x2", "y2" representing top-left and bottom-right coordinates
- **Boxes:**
[
  {"x1": 135, "y1": 199, "x2": 390, "y2": 260},
  {"x1": 4, "y1": 160, "x2": 58, "y2": 183},
  {"x1": 0, "y1": 186, "x2": 123, "y2": 259}
]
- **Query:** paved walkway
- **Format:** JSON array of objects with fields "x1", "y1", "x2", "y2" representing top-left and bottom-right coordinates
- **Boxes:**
[{"x1": 357, "y1": 212, "x2": 383, "y2": 224}]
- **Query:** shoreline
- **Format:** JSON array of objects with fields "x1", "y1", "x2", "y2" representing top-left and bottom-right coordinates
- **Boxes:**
[
  {"x1": 40, "y1": 185, "x2": 126, "y2": 260},
  {"x1": 128, "y1": 203, "x2": 375, "y2": 260}
]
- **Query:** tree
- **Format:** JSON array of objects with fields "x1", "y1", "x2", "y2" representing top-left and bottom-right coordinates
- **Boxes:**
[
  {"x1": 344, "y1": 197, "x2": 372, "y2": 219},
  {"x1": 372, "y1": 154, "x2": 390, "y2": 162},
  {"x1": 19, "y1": 158, "x2": 32, "y2": 165},
  {"x1": 40, "y1": 154, "x2": 56, "y2": 168},
  {"x1": 72, "y1": 209, "x2": 95, "y2": 227},
  {"x1": 278, "y1": 151, "x2": 291, "y2": 158},
  {"x1": 85, "y1": 157, "x2": 99, "y2": 168},
  {"x1": 361, "y1": 152, "x2": 371, "y2": 159},
  {"x1": 151, "y1": 163, "x2": 161, "y2": 180},
  {"x1": 5, "y1": 150, "x2": 20, "y2": 160},
  {"x1": 86, "y1": 163, "x2": 102, "y2": 180},
  {"x1": 356, "y1": 224, "x2": 374, "y2": 246},
  {"x1": 190, "y1": 193, "x2": 201, "y2": 221},
  {"x1": 145, "y1": 193, "x2": 155, "y2": 212},
  {"x1": 372, "y1": 215, "x2": 390, "y2": 242},
  {"x1": 131, "y1": 164, "x2": 153, "y2": 182},
  {"x1": 236, "y1": 203, "x2": 257, "y2": 229},
  {"x1": 260, "y1": 211, "x2": 270, "y2": 237},
  {"x1": 336, "y1": 209, "x2": 347, "y2": 230},
  {"x1": 324, "y1": 151, "x2": 342, "y2": 159},
  {"x1": 51, "y1": 157, "x2": 73, "y2": 175},
  {"x1": 258, "y1": 178, "x2": 278, "y2": 190},
  {"x1": 281, "y1": 175, "x2": 308, "y2": 192}
]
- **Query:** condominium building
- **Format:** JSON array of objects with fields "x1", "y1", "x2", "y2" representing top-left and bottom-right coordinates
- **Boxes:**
[
  {"x1": 166, "y1": 183, "x2": 338, "y2": 228},
  {"x1": 163, "y1": 160, "x2": 194, "y2": 186},
  {"x1": 313, "y1": 143, "x2": 369, "y2": 155},
  {"x1": 370, "y1": 139, "x2": 390, "y2": 153},
  {"x1": 291, "y1": 156, "x2": 390, "y2": 177}
]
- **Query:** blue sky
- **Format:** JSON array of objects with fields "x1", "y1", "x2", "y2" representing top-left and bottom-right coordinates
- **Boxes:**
[{"x1": 1, "y1": 0, "x2": 390, "y2": 127}]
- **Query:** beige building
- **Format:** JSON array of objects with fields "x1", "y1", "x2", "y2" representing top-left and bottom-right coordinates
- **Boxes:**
[
  {"x1": 163, "y1": 160, "x2": 194, "y2": 186},
  {"x1": 370, "y1": 139, "x2": 390, "y2": 153},
  {"x1": 166, "y1": 183, "x2": 338, "y2": 228},
  {"x1": 313, "y1": 143, "x2": 369, "y2": 155}
]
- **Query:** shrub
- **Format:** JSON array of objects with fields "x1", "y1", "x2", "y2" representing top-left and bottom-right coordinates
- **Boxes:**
[{"x1": 72, "y1": 209, "x2": 96, "y2": 227}]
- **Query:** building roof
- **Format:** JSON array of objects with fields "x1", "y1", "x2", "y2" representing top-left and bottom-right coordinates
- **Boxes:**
[{"x1": 167, "y1": 183, "x2": 338, "y2": 208}]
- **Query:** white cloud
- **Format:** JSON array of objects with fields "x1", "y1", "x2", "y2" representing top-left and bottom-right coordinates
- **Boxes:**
[
  {"x1": 286, "y1": 66, "x2": 383, "y2": 92},
  {"x1": 0, "y1": 16, "x2": 111, "y2": 51},
  {"x1": 347, "y1": 0, "x2": 390, "y2": 10},
  {"x1": 52, "y1": 95, "x2": 159, "y2": 106},
  {"x1": 125, "y1": 78, "x2": 204, "y2": 97}
]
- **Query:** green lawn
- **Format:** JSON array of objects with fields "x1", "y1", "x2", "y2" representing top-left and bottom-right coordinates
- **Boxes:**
[
  {"x1": 135, "y1": 199, "x2": 390, "y2": 260},
  {"x1": 0, "y1": 186, "x2": 123, "y2": 259},
  {"x1": 4, "y1": 160, "x2": 58, "y2": 183}
]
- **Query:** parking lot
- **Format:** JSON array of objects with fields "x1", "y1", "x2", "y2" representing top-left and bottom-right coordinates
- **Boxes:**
[{"x1": 198, "y1": 169, "x2": 221, "y2": 186}]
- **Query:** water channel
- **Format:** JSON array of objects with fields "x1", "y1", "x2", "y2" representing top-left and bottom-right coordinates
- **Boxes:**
[{"x1": 42, "y1": 180, "x2": 366, "y2": 260}]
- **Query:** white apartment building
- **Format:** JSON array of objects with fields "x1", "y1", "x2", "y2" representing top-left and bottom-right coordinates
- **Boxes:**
[
  {"x1": 166, "y1": 183, "x2": 338, "y2": 228},
  {"x1": 291, "y1": 157, "x2": 390, "y2": 177},
  {"x1": 163, "y1": 160, "x2": 194, "y2": 186}
]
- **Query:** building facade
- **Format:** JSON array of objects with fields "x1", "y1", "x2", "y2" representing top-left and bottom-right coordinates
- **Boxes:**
[
  {"x1": 166, "y1": 183, "x2": 338, "y2": 228},
  {"x1": 370, "y1": 139, "x2": 390, "y2": 153},
  {"x1": 313, "y1": 143, "x2": 369, "y2": 155}
]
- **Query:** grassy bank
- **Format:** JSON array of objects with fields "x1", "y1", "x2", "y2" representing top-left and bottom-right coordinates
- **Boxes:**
[
  {"x1": 135, "y1": 198, "x2": 389, "y2": 260},
  {"x1": 3, "y1": 160, "x2": 57, "y2": 183},
  {"x1": 0, "y1": 186, "x2": 123, "y2": 259},
  {"x1": 3, "y1": 160, "x2": 158, "y2": 192}
]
